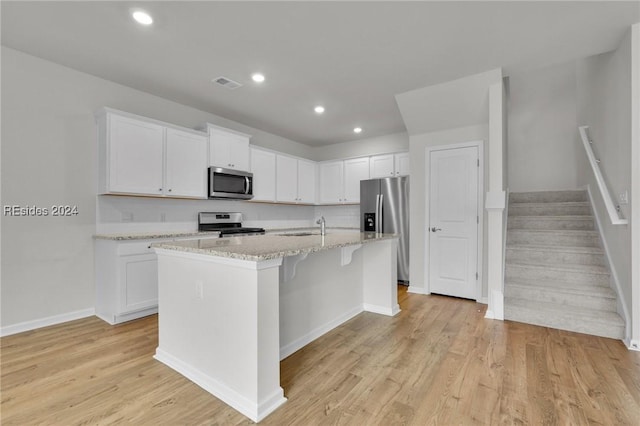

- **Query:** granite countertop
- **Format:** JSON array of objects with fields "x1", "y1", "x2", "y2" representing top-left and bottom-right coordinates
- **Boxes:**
[
  {"x1": 93, "y1": 231, "x2": 220, "y2": 241},
  {"x1": 152, "y1": 231, "x2": 397, "y2": 261}
]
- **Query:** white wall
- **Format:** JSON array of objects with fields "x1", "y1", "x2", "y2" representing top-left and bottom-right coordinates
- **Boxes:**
[
  {"x1": 508, "y1": 60, "x2": 580, "y2": 192},
  {"x1": 0, "y1": 47, "x2": 313, "y2": 329},
  {"x1": 576, "y1": 30, "x2": 634, "y2": 343},
  {"x1": 408, "y1": 124, "x2": 490, "y2": 297}
]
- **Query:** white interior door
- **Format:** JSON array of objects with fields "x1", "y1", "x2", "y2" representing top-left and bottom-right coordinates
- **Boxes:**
[{"x1": 429, "y1": 146, "x2": 479, "y2": 299}]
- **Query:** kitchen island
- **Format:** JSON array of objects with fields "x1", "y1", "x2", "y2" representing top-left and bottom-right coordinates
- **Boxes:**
[{"x1": 152, "y1": 231, "x2": 399, "y2": 422}]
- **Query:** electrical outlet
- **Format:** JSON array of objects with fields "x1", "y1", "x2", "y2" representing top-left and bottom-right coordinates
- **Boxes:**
[
  {"x1": 122, "y1": 212, "x2": 134, "y2": 222},
  {"x1": 160, "y1": 213, "x2": 166, "y2": 222},
  {"x1": 619, "y1": 190, "x2": 629, "y2": 205},
  {"x1": 195, "y1": 281, "x2": 204, "y2": 299}
]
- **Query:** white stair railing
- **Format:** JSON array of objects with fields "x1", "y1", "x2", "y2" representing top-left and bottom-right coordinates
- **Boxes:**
[{"x1": 578, "y1": 126, "x2": 628, "y2": 225}]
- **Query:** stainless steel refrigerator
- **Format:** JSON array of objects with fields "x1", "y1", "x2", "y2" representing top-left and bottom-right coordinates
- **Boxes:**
[{"x1": 360, "y1": 176, "x2": 409, "y2": 283}]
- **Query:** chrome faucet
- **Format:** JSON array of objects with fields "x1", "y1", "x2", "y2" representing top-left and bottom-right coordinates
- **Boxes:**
[{"x1": 316, "y1": 216, "x2": 326, "y2": 236}]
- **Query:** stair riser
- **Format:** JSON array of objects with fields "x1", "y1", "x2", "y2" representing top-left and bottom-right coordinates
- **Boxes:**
[
  {"x1": 506, "y1": 249, "x2": 606, "y2": 266},
  {"x1": 510, "y1": 191, "x2": 588, "y2": 203},
  {"x1": 507, "y1": 232, "x2": 601, "y2": 247},
  {"x1": 508, "y1": 218, "x2": 594, "y2": 231},
  {"x1": 509, "y1": 205, "x2": 591, "y2": 216},
  {"x1": 506, "y1": 265, "x2": 609, "y2": 285},
  {"x1": 504, "y1": 306, "x2": 624, "y2": 339},
  {"x1": 505, "y1": 286, "x2": 616, "y2": 311}
]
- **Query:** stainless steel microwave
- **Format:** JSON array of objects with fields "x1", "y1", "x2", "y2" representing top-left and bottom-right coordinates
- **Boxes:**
[{"x1": 208, "y1": 167, "x2": 253, "y2": 200}]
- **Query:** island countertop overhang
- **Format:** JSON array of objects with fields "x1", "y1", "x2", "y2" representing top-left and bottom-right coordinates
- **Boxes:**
[{"x1": 152, "y1": 231, "x2": 398, "y2": 262}]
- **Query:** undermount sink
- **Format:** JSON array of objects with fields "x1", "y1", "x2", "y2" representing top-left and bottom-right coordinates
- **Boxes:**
[{"x1": 277, "y1": 232, "x2": 318, "y2": 237}]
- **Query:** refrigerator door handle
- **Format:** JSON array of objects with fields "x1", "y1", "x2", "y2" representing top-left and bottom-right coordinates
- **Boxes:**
[
  {"x1": 375, "y1": 194, "x2": 380, "y2": 232},
  {"x1": 378, "y1": 193, "x2": 384, "y2": 233}
]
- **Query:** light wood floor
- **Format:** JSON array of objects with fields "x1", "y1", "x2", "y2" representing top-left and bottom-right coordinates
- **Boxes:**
[{"x1": 2, "y1": 287, "x2": 639, "y2": 425}]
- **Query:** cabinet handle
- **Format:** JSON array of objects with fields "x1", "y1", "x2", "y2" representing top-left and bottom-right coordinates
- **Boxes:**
[
  {"x1": 168, "y1": 189, "x2": 172, "y2": 192},
  {"x1": 159, "y1": 188, "x2": 163, "y2": 192}
]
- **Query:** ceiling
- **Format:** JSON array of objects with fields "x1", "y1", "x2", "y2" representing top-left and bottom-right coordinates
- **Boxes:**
[{"x1": 1, "y1": 1, "x2": 638, "y2": 146}]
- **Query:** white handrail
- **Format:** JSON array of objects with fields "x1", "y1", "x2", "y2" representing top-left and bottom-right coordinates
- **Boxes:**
[{"x1": 578, "y1": 126, "x2": 628, "y2": 225}]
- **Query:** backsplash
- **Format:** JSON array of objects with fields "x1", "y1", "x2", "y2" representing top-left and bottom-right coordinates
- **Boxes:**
[{"x1": 96, "y1": 196, "x2": 360, "y2": 234}]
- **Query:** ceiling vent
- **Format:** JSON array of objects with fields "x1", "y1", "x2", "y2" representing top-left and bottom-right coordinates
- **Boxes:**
[{"x1": 212, "y1": 76, "x2": 243, "y2": 90}]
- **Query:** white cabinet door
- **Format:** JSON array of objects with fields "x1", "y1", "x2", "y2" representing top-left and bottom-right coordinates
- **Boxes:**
[
  {"x1": 208, "y1": 125, "x2": 250, "y2": 171},
  {"x1": 297, "y1": 159, "x2": 317, "y2": 204},
  {"x1": 108, "y1": 114, "x2": 164, "y2": 195},
  {"x1": 118, "y1": 253, "x2": 158, "y2": 314},
  {"x1": 395, "y1": 152, "x2": 410, "y2": 176},
  {"x1": 250, "y1": 147, "x2": 276, "y2": 202},
  {"x1": 165, "y1": 128, "x2": 208, "y2": 198},
  {"x1": 343, "y1": 157, "x2": 370, "y2": 202},
  {"x1": 276, "y1": 154, "x2": 298, "y2": 203},
  {"x1": 369, "y1": 154, "x2": 395, "y2": 178},
  {"x1": 319, "y1": 161, "x2": 344, "y2": 203}
]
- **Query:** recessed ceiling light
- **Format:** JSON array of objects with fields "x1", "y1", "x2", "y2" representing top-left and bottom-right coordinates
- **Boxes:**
[
  {"x1": 314, "y1": 106, "x2": 325, "y2": 114},
  {"x1": 353, "y1": 127, "x2": 363, "y2": 134},
  {"x1": 132, "y1": 10, "x2": 153, "y2": 25},
  {"x1": 251, "y1": 73, "x2": 265, "y2": 83}
]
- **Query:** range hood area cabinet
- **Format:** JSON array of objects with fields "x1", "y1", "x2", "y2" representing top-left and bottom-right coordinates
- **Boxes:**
[
  {"x1": 205, "y1": 123, "x2": 251, "y2": 172},
  {"x1": 97, "y1": 108, "x2": 208, "y2": 199}
]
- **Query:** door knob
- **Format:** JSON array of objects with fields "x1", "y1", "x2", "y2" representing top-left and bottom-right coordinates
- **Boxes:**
[{"x1": 431, "y1": 227, "x2": 442, "y2": 232}]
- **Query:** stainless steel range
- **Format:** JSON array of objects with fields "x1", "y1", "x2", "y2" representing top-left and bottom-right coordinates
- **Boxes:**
[{"x1": 198, "y1": 212, "x2": 265, "y2": 237}]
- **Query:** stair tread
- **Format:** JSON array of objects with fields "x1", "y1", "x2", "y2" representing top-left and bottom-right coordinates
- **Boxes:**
[
  {"x1": 507, "y1": 261, "x2": 609, "y2": 274},
  {"x1": 508, "y1": 215, "x2": 594, "y2": 220},
  {"x1": 504, "y1": 276, "x2": 610, "y2": 290},
  {"x1": 506, "y1": 244, "x2": 604, "y2": 254},
  {"x1": 509, "y1": 201, "x2": 590, "y2": 206},
  {"x1": 505, "y1": 280, "x2": 616, "y2": 298},
  {"x1": 505, "y1": 297, "x2": 624, "y2": 325},
  {"x1": 508, "y1": 229, "x2": 598, "y2": 235}
]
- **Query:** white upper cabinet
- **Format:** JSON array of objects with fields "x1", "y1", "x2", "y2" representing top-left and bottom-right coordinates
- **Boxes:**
[
  {"x1": 369, "y1": 152, "x2": 410, "y2": 178},
  {"x1": 104, "y1": 113, "x2": 165, "y2": 195},
  {"x1": 276, "y1": 155, "x2": 317, "y2": 204},
  {"x1": 369, "y1": 154, "x2": 395, "y2": 178},
  {"x1": 343, "y1": 157, "x2": 370, "y2": 202},
  {"x1": 319, "y1": 158, "x2": 369, "y2": 204},
  {"x1": 98, "y1": 108, "x2": 208, "y2": 199},
  {"x1": 207, "y1": 124, "x2": 250, "y2": 171},
  {"x1": 250, "y1": 147, "x2": 276, "y2": 202},
  {"x1": 297, "y1": 159, "x2": 317, "y2": 204},
  {"x1": 276, "y1": 154, "x2": 298, "y2": 203},
  {"x1": 165, "y1": 128, "x2": 208, "y2": 198},
  {"x1": 394, "y1": 152, "x2": 410, "y2": 176},
  {"x1": 319, "y1": 161, "x2": 344, "y2": 204}
]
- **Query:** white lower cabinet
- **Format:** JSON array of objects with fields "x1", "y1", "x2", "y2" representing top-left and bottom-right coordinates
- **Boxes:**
[{"x1": 96, "y1": 239, "x2": 162, "y2": 324}]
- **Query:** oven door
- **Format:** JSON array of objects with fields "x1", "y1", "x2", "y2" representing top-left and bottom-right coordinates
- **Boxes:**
[{"x1": 208, "y1": 167, "x2": 253, "y2": 199}]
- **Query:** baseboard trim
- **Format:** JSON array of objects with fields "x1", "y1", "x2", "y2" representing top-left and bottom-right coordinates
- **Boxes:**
[
  {"x1": 627, "y1": 339, "x2": 640, "y2": 352},
  {"x1": 154, "y1": 348, "x2": 286, "y2": 422},
  {"x1": 407, "y1": 285, "x2": 428, "y2": 295},
  {"x1": 1, "y1": 308, "x2": 95, "y2": 337},
  {"x1": 363, "y1": 303, "x2": 401, "y2": 317},
  {"x1": 280, "y1": 305, "x2": 363, "y2": 360}
]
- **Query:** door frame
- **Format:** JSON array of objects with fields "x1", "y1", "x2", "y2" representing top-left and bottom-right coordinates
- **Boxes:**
[{"x1": 424, "y1": 140, "x2": 485, "y2": 302}]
